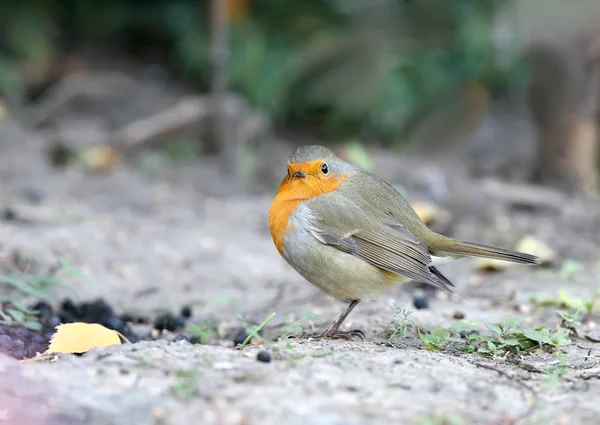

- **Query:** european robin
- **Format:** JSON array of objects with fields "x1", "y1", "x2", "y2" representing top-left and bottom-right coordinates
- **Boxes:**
[{"x1": 268, "y1": 145, "x2": 540, "y2": 340}]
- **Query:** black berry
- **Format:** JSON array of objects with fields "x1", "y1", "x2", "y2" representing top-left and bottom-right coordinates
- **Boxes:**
[
  {"x1": 413, "y1": 296, "x2": 429, "y2": 310},
  {"x1": 233, "y1": 329, "x2": 250, "y2": 346},
  {"x1": 180, "y1": 306, "x2": 192, "y2": 319},
  {"x1": 256, "y1": 350, "x2": 271, "y2": 363},
  {"x1": 2, "y1": 208, "x2": 16, "y2": 221},
  {"x1": 154, "y1": 313, "x2": 178, "y2": 332}
]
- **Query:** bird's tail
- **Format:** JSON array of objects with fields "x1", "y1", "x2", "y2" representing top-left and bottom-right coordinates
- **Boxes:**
[{"x1": 432, "y1": 239, "x2": 540, "y2": 265}]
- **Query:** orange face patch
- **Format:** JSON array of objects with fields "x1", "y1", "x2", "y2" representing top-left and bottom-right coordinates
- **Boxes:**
[{"x1": 268, "y1": 160, "x2": 347, "y2": 254}]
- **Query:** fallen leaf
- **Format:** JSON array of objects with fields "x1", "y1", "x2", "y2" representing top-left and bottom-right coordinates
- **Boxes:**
[
  {"x1": 473, "y1": 257, "x2": 511, "y2": 273},
  {"x1": 78, "y1": 146, "x2": 119, "y2": 172},
  {"x1": 46, "y1": 322, "x2": 121, "y2": 354},
  {"x1": 514, "y1": 235, "x2": 556, "y2": 266},
  {"x1": 411, "y1": 201, "x2": 440, "y2": 226}
]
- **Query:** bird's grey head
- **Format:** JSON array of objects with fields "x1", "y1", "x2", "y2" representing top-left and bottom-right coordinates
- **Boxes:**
[
  {"x1": 288, "y1": 145, "x2": 335, "y2": 164},
  {"x1": 285, "y1": 145, "x2": 354, "y2": 180}
]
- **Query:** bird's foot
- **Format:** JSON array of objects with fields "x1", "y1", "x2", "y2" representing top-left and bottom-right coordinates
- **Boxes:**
[{"x1": 287, "y1": 328, "x2": 365, "y2": 341}]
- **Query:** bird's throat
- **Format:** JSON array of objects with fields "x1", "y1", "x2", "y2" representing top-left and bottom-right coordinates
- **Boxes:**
[{"x1": 268, "y1": 173, "x2": 347, "y2": 254}]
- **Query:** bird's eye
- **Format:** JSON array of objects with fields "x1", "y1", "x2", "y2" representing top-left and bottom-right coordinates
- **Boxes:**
[{"x1": 321, "y1": 163, "x2": 328, "y2": 174}]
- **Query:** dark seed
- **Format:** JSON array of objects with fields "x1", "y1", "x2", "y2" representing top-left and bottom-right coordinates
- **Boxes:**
[
  {"x1": 106, "y1": 317, "x2": 125, "y2": 333},
  {"x1": 256, "y1": 350, "x2": 271, "y2": 363},
  {"x1": 233, "y1": 329, "x2": 250, "y2": 346},
  {"x1": 60, "y1": 299, "x2": 79, "y2": 318},
  {"x1": 174, "y1": 316, "x2": 185, "y2": 329},
  {"x1": 48, "y1": 143, "x2": 72, "y2": 168},
  {"x1": 154, "y1": 313, "x2": 178, "y2": 332},
  {"x1": 453, "y1": 311, "x2": 465, "y2": 320},
  {"x1": 174, "y1": 335, "x2": 190, "y2": 343},
  {"x1": 413, "y1": 296, "x2": 429, "y2": 310},
  {"x1": 2, "y1": 208, "x2": 16, "y2": 221},
  {"x1": 189, "y1": 336, "x2": 200, "y2": 344},
  {"x1": 180, "y1": 306, "x2": 192, "y2": 319},
  {"x1": 32, "y1": 301, "x2": 53, "y2": 320},
  {"x1": 58, "y1": 311, "x2": 75, "y2": 323}
]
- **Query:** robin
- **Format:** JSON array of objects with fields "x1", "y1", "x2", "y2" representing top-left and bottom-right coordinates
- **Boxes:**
[{"x1": 268, "y1": 145, "x2": 540, "y2": 340}]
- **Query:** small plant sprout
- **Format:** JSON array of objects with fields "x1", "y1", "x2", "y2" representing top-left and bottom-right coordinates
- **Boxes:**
[
  {"x1": 239, "y1": 312, "x2": 276, "y2": 350},
  {"x1": 388, "y1": 302, "x2": 415, "y2": 339},
  {"x1": 281, "y1": 308, "x2": 320, "y2": 338},
  {"x1": 418, "y1": 317, "x2": 570, "y2": 358},
  {"x1": 0, "y1": 257, "x2": 80, "y2": 330},
  {"x1": 187, "y1": 319, "x2": 219, "y2": 344}
]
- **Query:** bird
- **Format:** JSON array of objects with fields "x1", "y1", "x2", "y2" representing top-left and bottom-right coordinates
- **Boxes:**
[{"x1": 268, "y1": 145, "x2": 540, "y2": 340}]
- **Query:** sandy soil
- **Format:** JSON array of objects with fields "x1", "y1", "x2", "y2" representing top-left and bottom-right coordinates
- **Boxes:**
[{"x1": 1, "y1": 100, "x2": 600, "y2": 425}]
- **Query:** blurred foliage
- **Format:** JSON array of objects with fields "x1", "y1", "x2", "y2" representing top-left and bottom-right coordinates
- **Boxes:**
[{"x1": 0, "y1": 0, "x2": 524, "y2": 143}]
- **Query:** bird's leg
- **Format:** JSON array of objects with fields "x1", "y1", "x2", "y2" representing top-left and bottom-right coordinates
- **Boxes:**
[{"x1": 289, "y1": 299, "x2": 364, "y2": 341}]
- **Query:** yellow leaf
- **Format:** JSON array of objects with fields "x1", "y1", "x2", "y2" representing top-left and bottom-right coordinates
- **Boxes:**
[
  {"x1": 46, "y1": 323, "x2": 121, "y2": 354},
  {"x1": 514, "y1": 235, "x2": 556, "y2": 266},
  {"x1": 78, "y1": 146, "x2": 119, "y2": 172},
  {"x1": 473, "y1": 257, "x2": 511, "y2": 273},
  {"x1": 411, "y1": 201, "x2": 439, "y2": 226}
]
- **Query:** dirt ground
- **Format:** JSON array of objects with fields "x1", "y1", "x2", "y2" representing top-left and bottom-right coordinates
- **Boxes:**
[{"x1": 1, "y1": 72, "x2": 600, "y2": 425}]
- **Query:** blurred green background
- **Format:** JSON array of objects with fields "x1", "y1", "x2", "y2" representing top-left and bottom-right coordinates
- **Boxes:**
[{"x1": 0, "y1": 0, "x2": 522, "y2": 145}]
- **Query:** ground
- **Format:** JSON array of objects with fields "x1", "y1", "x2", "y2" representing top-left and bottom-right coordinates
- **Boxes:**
[{"x1": 1, "y1": 79, "x2": 600, "y2": 425}]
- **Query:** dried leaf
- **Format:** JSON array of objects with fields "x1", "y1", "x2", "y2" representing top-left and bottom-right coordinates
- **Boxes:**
[
  {"x1": 473, "y1": 257, "x2": 510, "y2": 273},
  {"x1": 411, "y1": 201, "x2": 439, "y2": 226},
  {"x1": 46, "y1": 322, "x2": 121, "y2": 354},
  {"x1": 514, "y1": 235, "x2": 556, "y2": 266},
  {"x1": 78, "y1": 146, "x2": 119, "y2": 172}
]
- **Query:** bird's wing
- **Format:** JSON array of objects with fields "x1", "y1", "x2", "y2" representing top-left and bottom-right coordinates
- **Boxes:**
[{"x1": 310, "y1": 216, "x2": 454, "y2": 292}]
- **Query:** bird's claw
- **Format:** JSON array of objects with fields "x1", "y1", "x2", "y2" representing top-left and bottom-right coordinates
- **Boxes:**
[{"x1": 287, "y1": 329, "x2": 365, "y2": 341}]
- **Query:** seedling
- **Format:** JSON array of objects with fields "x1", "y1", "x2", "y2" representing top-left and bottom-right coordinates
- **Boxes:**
[
  {"x1": 239, "y1": 312, "x2": 276, "y2": 350},
  {"x1": 532, "y1": 287, "x2": 600, "y2": 316},
  {"x1": 0, "y1": 256, "x2": 79, "y2": 330},
  {"x1": 280, "y1": 308, "x2": 320, "y2": 338},
  {"x1": 388, "y1": 304, "x2": 415, "y2": 339},
  {"x1": 418, "y1": 317, "x2": 570, "y2": 358},
  {"x1": 187, "y1": 319, "x2": 219, "y2": 343}
]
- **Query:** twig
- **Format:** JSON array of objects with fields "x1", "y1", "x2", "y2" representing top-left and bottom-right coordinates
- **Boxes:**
[
  {"x1": 109, "y1": 97, "x2": 208, "y2": 149},
  {"x1": 471, "y1": 361, "x2": 537, "y2": 423},
  {"x1": 24, "y1": 72, "x2": 136, "y2": 128}
]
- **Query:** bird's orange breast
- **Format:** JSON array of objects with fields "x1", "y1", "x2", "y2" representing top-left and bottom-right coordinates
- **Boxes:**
[{"x1": 268, "y1": 161, "x2": 348, "y2": 255}]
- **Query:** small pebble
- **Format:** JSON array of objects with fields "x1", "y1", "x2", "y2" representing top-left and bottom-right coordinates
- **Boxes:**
[
  {"x1": 180, "y1": 306, "x2": 192, "y2": 319},
  {"x1": 154, "y1": 313, "x2": 179, "y2": 332},
  {"x1": 2, "y1": 208, "x2": 16, "y2": 221},
  {"x1": 453, "y1": 311, "x2": 465, "y2": 320},
  {"x1": 106, "y1": 316, "x2": 125, "y2": 333},
  {"x1": 256, "y1": 350, "x2": 271, "y2": 363},
  {"x1": 49, "y1": 316, "x2": 62, "y2": 328},
  {"x1": 174, "y1": 316, "x2": 185, "y2": 329},
  {"x1": 60, "y1": 299, "x2": 80, "y2": 318},
  {"x1": 233, "y1": 329, "x2": 250, "y2": 346},
  {"x1": 413, "y1": 296, "x2": 429, "y2": 310},
  {"x1": 174, "y1": 335, "x2": 190, "y2": 343}
]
